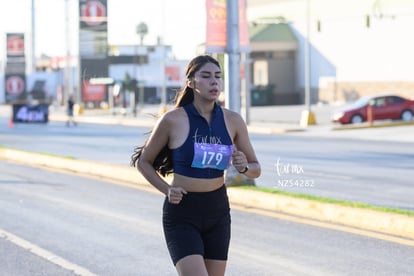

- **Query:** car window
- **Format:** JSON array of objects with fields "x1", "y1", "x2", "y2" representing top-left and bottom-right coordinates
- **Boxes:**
[
  {"x1": 353, "y1": 96, "x2": 371, "y2": 108},
  {"x1": 387, "y1": 96, "x2": 404, "y2": 105},
  {"x1": 372, "y1": 97, "x2": 386, "y2": 107}
]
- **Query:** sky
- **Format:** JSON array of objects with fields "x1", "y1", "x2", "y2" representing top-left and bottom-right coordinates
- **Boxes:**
[{"x1": 0, "y1": 0, "x2": 207, "y2": 60}]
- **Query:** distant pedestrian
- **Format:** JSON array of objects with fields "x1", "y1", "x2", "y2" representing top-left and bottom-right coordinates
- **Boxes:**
[
  {"x1": 131, "y1": 55, "x2": 261, "y2": 275},
  {"x1": 66, "y1": 96, "x2": 77, "y2": 127}
]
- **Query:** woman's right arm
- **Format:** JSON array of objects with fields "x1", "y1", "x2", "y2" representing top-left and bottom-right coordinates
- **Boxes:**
[{"x1": 137, "y1": 114, "x2": 172, "y2": 195}]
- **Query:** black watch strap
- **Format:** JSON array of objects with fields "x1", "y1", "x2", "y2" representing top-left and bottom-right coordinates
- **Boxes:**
[{"x1": 238, "y1": 166, "x2": 249, "y2": 174}]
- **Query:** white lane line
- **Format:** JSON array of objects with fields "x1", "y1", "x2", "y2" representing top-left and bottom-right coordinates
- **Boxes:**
[{"x1": 0, "y1": 228, "x2": 96, "y2": 276}]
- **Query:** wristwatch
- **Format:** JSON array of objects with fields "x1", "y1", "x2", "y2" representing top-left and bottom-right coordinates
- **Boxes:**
[{"x1": 238, "y1": 165, "x2": 249, "y2": 174}]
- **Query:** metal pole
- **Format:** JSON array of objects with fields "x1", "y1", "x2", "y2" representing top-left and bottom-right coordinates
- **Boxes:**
[
  {"x1": 64, "y1": 0, "x2": 72, "y2": 105},
  {"x1": 159, "y1": 0, "x2": 167, "y2": 114},
  {"x1": 304, "y1": 0, "x2": 311, "y2": 111},
  {"x1": 224, "y1": 0, "x2": 255, "y2": 187},
  {"x1": 30, "y1": 0, "x2": 36, "y2": 74},
  {"x1": 300, "y1": 0, "x2": 317, "y2": 126},
  {"x1": 136, "y1": 23, "x2": 148, "y2": 111},
  {"x1": 225, "y1": 0, "x2": 240, "y2": 113},
  {"x1": 242, "y1": 53, "x2": 251, "y2": 124},
  {"x1": 159, "y1": 40, "x2": 167, "y2": 113},
  {"x1": 132, "y1": 44, "x2": 137, "y2": 116},
  {"x1": 138, "y1": 37, "x2": 144, "y2": 111}
]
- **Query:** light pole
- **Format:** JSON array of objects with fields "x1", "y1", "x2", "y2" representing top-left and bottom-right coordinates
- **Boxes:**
[
  {"x1": 30, "y1": 0, "x2": 36, "y2": 74},
  {"x1": 136, "y1": 22, "x2": 148, "y2": 111},
  {"x1": 225, "y1": 0, "x2": 240, "y2": 114},
  {"x1": 159, "y1": 0, "x2": 167, "y2": 114},
  {"x1": 300, "y1": 0, "x2": 317, "y2": 126},
  {"x1": 224, "y1": 0, "x2": 255, "y2": 187},
  {"x1": 136, "y1": 22, "x2": 148, "y2": 46},
  {"x1": 64, "y1": 0, "x2": 72, "y2": 107}
]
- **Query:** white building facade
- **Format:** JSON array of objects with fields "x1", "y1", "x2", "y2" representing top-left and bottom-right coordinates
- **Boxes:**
[{"x1": 247, "y1": 0, "x2": 414, "y2": 103}]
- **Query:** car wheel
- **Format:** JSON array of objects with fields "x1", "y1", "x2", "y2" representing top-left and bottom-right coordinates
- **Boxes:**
[
  {"x1": 350, "y1": 114, "x2": 363, "y2": 124},
  {"x1": 401, "y1": 110, "x2": 413, "y2": 121}
]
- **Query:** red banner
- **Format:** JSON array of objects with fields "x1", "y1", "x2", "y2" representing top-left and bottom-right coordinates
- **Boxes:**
[
  {"x1": 5, "y1": 33, "x2": 26, "y2": 103},
  {"x1": 205, "y1": 0, "x2": 250, "y2": 53},
  {"x1": 82, "y1": 81, "x2": 107, "y2": 102},
  {"x1": 165, "y1": 66, "x2": 181, "y2": 81},
  {"x1": 7, "y1": 33, "x2": 25, "y2": 57},
  {"x1": 79, "y1": 0, "x2": 109, "y2": 103}
]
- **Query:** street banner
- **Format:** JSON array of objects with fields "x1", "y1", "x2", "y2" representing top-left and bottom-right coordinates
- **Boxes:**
[
  {"x1": 12, "y1": 103, "x2": 49, "y2": 123},
  {"x1": 79, "y1": 0, "x2": 108, "y2": 58},
  {"x1": 4, "y1": 33, "x2": 26, "y2": 103},
  {"x1": 6, "y1": 33, "x2": 25, "y2": 59},
  {"x1": 79, "y1": 0, "x2": 109, "y2": 103},
  {"x1": 205, "y1": 0, "x2": 250, "y2": 53},
  {"x1": 82, "y1": 81, "x2": 107, "y2": 102}
]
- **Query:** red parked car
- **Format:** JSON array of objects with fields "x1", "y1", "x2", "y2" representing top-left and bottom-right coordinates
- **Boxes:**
[{"x1": 332, "y1": 95, "x2": 414, "y2": 124}]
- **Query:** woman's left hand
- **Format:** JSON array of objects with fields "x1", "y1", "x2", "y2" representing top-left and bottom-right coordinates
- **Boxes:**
[{"x1": 232, "y1": 149, "x2": 248, "y2": 172}]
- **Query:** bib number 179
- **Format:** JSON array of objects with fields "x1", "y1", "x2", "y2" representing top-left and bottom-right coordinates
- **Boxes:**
[
  {"x1": 202, "y1": 151, "x2": 223, "y2": 166},
  {"x1": 191, "y1": 143, "x2": 234, "y2": 170}
]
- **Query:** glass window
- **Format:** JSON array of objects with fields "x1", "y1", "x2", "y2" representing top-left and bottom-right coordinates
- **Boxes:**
[
  {"x1": 373, "y1": 97, "x2": 386, "y2": 107},
  {"x1": 387, "y1": 96, "x2": 405, "y2": 105}
]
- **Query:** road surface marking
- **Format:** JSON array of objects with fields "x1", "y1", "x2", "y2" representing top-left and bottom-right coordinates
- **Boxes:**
[{"x1": 0, "y1": 228, "x2": 97, "y2": 276}]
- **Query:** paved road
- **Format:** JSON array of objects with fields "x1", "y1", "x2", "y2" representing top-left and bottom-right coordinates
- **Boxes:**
[
  {"x1": 2, "y1": 103, "x2": 414, "y2": 210},
  {"x1": 2, "y1": 160, "x2": 413, "y2": 276}
]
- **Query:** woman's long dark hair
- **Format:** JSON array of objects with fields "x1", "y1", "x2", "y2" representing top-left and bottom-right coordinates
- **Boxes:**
[{"x1": 130, "y1": 55, "x2": 221, "y2": 176}]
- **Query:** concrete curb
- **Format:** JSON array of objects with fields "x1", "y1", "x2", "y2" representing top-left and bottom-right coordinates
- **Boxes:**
[
  {"x1": 1, "y1": 148, "x2": 413, "y2": 240},
  {"x1": 0, "y1": 148, "x2": 149, "y2": 185},
  {"x1": 332, "y1": 120, "x2": 414, "y2": 131},
  {"x1": 227, "y1": 189, "x2": 414, "y2": 240}
]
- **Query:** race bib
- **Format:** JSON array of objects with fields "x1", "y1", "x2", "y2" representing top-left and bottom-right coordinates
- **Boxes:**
[{"x1": 191, "y1": 143, "x2": 234, "y2": 170}]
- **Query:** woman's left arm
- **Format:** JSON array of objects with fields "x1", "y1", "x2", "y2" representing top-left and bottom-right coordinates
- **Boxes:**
[{"x1": 230, "y1": 113, "x2": 261, "y2": 179}]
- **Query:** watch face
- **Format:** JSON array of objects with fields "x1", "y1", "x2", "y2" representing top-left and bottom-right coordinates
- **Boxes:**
[{"x1": 239, "y1": 166, "x2": 248, "y2": 173}]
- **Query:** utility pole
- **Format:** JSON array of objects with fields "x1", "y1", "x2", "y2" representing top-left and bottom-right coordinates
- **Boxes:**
[
  {"x1": 241, "y1": 52, "x2": 251, "y2": 124},
  {"x1": 224, "y1": 0, "x2": 255, "y2": 187},
  {"x1": 30, "y1": 0, "x2": 36, "y2": 74},
  {"x1": 159, "y1": 0, "x2": 167, "y2": 114},
  {"x1": 64, "y1": 0, "x2": 72, "y2": 106},
  {"x1": 136, "y1": 22, "x2": 148, "y2": 111},
  {"x1": 225, "y1": 0, "x2": 240, "y2": 114},
  {"x1": 300, "y1": 0, "x2": 317, "y2": 126}
]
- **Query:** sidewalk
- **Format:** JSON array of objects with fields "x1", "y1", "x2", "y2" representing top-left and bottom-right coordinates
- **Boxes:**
[
  {"x1": 49, "y1": 104, "x2": 309, "y2": 134},
  {"x1": 2, "y1": 102, "x2": 414, "y2": 146},
  {"x1": 0, "y1": 103, "x2": 306, "y2": 132},
  {"x1": 47, "y1": 104, "x2": 414, "y2": 141},
  {"x1": 2, "y1": 102, "x2": 414, "y2": 143}
]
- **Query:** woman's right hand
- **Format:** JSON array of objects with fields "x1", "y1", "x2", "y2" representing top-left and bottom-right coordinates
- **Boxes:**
[{"x1": 167, "y1": 186, "x2": 187, "y2": 204}]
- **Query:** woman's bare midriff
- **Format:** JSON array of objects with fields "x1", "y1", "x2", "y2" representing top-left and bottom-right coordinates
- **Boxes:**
[{"x1": 171, "y1": 174, "x2": 225, "y2": 192}]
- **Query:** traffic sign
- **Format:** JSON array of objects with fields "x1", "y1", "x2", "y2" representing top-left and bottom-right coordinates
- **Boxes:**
[{"x1": 6, "y1": 76, "x2": 25, "y2": 95}]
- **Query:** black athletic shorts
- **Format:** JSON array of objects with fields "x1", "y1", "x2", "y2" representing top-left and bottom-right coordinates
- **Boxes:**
[{"x1": 162, "y1": 185, "x2": 231, "y2": 266}]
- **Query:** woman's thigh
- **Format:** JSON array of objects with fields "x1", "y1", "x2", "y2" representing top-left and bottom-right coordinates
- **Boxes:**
[
  {"x1": 176, "y1": 254, "x2": 208, "y2": 276},
  {"x1": 205, "y1": 259, "x2": 227, "y2": 276}
]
